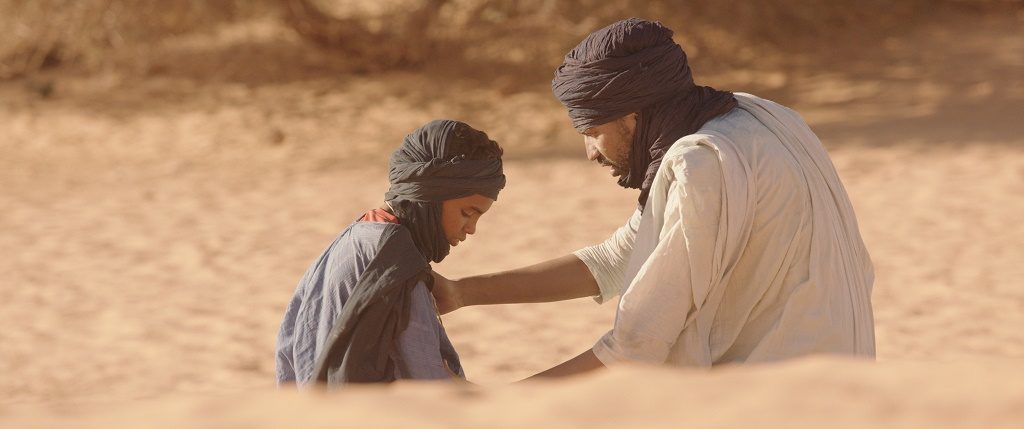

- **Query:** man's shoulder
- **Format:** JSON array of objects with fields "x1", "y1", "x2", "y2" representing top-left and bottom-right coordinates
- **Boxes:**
[
  {"x1": 666, "y1": 92, "x2": 797, "y2": 160},
  {"x1": 662, "y1": 141, "x2": 720, "y2": 176},
  {"x1": 692, "y1": 92, "x2": 796, "y2": 136}
]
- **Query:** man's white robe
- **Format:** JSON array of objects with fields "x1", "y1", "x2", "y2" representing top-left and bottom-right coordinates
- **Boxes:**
[{"x1": 576, "y1": 93, "x2": 875, "y2": 366}]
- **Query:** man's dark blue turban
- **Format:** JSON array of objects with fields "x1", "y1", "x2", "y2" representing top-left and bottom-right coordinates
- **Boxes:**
[{"x1": 552, "y1": 18, "x2": 737, "y2": 209}]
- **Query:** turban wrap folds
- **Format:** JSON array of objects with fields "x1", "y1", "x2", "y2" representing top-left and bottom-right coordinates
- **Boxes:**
[
  {"x1": 384, "y1": 119, "x2": 506, "y2": 263},
  {"x1": 552, "y1": 18, "x2": 737, "y2": 210}
]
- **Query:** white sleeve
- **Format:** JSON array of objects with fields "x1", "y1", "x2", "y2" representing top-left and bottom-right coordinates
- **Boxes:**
[
  {"x1": 592, "y1": 148, "x2": 723, "y2": 365},
  {"x1": 574, "y1": 208, "x2": 642, "y2": 303}
]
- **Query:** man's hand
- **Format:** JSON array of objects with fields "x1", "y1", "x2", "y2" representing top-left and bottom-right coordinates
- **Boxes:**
[
  {"x1": 430, "y1": 270, "x2": 464, "y2": 315},
  {"x1": 524, "y1": 349, "x2": 605, "y2": 380}
]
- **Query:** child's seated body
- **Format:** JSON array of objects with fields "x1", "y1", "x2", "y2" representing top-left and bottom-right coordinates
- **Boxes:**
[{"x1": 275, "y1": 120, "x2": 505, "y2": 386}]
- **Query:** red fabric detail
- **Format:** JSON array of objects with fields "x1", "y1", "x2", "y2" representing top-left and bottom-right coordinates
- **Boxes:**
[{"x1": 360, "y1": 208, "x2": 400, "y2": 224}]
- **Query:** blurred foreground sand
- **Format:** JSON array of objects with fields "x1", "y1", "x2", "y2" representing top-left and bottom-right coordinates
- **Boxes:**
[
  {"x1": 5, "y1": 358, "x2": 1024, "y2": 429},
  {"x1": 0, "y1": 8, "x2": 1022, "y2": 428}
]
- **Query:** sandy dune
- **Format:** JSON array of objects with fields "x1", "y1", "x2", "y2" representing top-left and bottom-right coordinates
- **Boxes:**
[
  {"x1": 5, "y1": 357, "x2": 1024, "y2": 429},
  {"x1": 0, "y1": 7, "x2": 1022, "y2": 428}
]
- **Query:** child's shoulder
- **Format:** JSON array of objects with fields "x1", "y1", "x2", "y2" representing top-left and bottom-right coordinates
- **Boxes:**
[
  {"x1": 347, "y1": 219, "x2": 405, "y2": 239},
  {"x1": 342, "y1": 221, "x2": 418, "y2": 257}
]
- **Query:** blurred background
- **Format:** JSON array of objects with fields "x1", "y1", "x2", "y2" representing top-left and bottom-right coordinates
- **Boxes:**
[{"x1": 1, "y1": 0, "x2": 1022, "y2": 404}]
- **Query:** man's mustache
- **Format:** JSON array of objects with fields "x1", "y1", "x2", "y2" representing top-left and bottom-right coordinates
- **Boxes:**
[{"x1": 596, "y1": 155, "x2": 621, "y2": 169}]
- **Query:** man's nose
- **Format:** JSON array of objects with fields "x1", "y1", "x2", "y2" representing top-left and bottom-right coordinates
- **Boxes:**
[{"x1": 585, "y1": 138, "x2": 600, "y2": 161}]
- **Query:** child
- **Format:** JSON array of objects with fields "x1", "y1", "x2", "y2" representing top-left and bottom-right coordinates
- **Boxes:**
[{"x1": 275, "y1": 119, "x2": 505, "y2": 385}]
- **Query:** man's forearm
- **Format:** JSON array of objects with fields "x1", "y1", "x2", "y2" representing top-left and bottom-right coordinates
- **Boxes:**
[
  {"x1": 458, "y1": 254, "x2": 600, "y2": 306},
  {"x1": 526, "y1": 349, "x2": 605, "y2": 380}
]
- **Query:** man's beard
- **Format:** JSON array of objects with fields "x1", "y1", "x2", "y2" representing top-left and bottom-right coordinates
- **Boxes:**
[
  {"x1": 610, "y1": 119, "x2": 633, "y2": 182},
  {"x1": 598, "y1": 156, "x2": 627, "y2": 177}
]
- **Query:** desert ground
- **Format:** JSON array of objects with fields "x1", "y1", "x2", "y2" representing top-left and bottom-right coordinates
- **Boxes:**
[{"x1": 0, "y1": 5, "x2": 1022, "y2": 428}]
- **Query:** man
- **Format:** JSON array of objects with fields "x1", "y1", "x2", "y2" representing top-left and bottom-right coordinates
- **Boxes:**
[{"x1": 432, "y1": 18, "x2": 875, "y2": 378}]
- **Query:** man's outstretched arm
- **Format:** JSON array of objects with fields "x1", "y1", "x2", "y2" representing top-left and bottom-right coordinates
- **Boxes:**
[{"x1": 431, "y1": 254, "x2": 599, "y2": 314}]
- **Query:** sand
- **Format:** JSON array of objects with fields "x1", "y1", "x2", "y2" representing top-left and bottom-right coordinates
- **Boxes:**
[
  {"x1": 1, "y1": 7, "x2": 1022, "y2": 428},
  {"x1": 4, "y1": 357, "x2": 1024, "y2": 429}
]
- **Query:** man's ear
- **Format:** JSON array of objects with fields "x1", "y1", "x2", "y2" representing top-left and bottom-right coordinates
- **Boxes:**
[{"x1": 624, "y1": 112, "x2": 640, "y2": 132}]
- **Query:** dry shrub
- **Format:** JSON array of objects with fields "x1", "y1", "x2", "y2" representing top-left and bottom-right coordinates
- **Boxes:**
[
  {"x1": 0, "y1": 0, "x2": 272, "y2": 79},
  {"x1": 400, "y1": 0, "x2": 1018, "y2": 70},
  {"x1": 1, "y1": 0, "x2": 1016, "y2": 80},
  {"x1": 283, "y1": 0, "x2": 445, "y2": 66},
  {"x1": 430, "y1": 0, "x2": 937, "y2": 70}
]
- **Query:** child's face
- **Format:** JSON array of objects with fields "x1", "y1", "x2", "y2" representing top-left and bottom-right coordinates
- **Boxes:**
[{"x1": 440, "y1": 194, "x2": 495, "y2": 247}]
